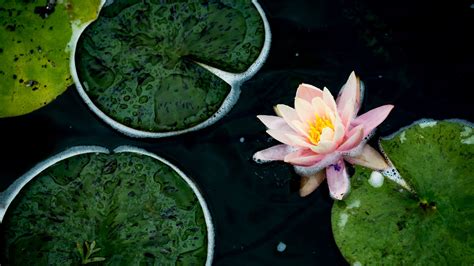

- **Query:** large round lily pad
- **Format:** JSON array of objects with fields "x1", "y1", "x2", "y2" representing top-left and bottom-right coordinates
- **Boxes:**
[
  {"x1": 75, "y1": 0, "x2": 268, "y2": 134},
  {"x1": 0, "y1": 0, "x2": 103, "y2": 117},
  {"x1": 332, "y1": 120, "x2": 474, "y2": 264},
  {"x1": 2, "y1": 150, "x2": 210, "y2": 265}
]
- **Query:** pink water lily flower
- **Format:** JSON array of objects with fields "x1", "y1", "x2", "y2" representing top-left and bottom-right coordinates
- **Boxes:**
[{"x1": 253, "y1": 72, "x2": 393, "y2": 200}]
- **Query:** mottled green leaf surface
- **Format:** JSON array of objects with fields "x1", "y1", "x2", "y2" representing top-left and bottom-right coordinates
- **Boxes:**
[
  {"x1": 0, "y1": 0, "x2": 102, "y2": 117},
  {"x1": 3, "y1": 153, "x2": 208, "y2": 265},
  {"x1": 332, "y1": 120, "x2": 474, "y2": 264},
  {"x1": 76, "y1": 0, "x2": 265, "y2": 132}
]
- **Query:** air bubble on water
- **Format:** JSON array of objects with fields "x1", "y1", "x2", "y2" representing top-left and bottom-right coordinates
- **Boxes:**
[
  {"x1": 239, "y1": 137, "x2": 245, "y2": 143},
  {"x1": 277, "y1": 242, "x2": 286, "y2": 252},
  {"x1": 368, "y1": 171, "x2": 384, "y2": 188}
]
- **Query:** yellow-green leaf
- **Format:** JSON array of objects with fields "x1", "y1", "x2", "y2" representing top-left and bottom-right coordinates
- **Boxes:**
[{"x1": 0, "y1": 0, "x2": 103, "y2": 117}]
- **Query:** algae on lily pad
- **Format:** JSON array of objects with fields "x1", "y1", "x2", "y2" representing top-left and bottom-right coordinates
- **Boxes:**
[
  {"x1": 75, "y1": 0, "x2": 269, "y2": 135},
  {"x1": 332, "y1": 120, "x2": 474, "y2": 264},
  {"x1": 2, "y1": 151, "x2": 210, "y2": 265},
  {"x1": 0, "y1": 0, "x2": 103, "y2": 117}
]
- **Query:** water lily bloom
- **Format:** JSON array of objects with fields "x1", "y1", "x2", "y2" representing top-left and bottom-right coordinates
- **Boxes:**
[{"x1": 253, "y1": 72, "x2": 393, "y2": 200}]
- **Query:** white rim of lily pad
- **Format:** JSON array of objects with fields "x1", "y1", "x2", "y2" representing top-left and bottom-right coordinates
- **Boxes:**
[
  {"x1": 71, "y1": 0, "x2": 272, "y2": 138},
  {"x1": 0, "y1": 145, "x2": 215, "y2": 266},
  {"x1": 377, "y1": 118, "x2": 474, "y2": 192}
]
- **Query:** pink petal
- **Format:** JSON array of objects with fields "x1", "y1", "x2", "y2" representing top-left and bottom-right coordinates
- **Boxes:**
[
  {"x1": 286, "y1": 134, "x2": 314, "y2": 148},
  {"x1": 341, "y1": 130, "x2": 374, "y2": 158},
  {"x1": 311, "y1": 139, "x2": 338, "y2": 154},
  {"x1": 337, "y1": 125, "x2": 364, "y2": 151},
  {"x1": 322, "y1": 87, "x2": 337, "y2": 112},
  {"x1": 266, "y1": 129, "x2": 297, "y2": 146},
  {"x1": 351, "y1": 105, "x2": 394, "y2": 138},
  {"x1": 257, "y1": 115, "x2": 290, "y2": 130},
  {"x1": 320, "y1": 127, "x2": 334, "y2": 142},
  {"x1": 326, "y1": 159, "x2": 350, "y2": 200},
  {"x1": 336, "y1": 71, "x2": 361, "y2": 128},
  {"x1": 284, "y1": 148, "x2": 323, "y2": 166},
  {"x1": 294, "y1": 153, "x2": 341, "y2": 177},
  {"x1": 344, "y1": 144, "x2": 389, "y2": 170},
  {"x1": 299, "y1": 171, "x2": 326, "y2": 197},
  {"x1": 253, "y1": 144, "x2": 291, "y2": 162},
  {"x1": 267, "y1": 128, "x2": 312, "y2": 148},
  {"x1": 296, "y1": 83, "x2": 323, "y2": 102},
  {"x1": 294, "y1": 97, "x2": 314, "y2": 124},
  {"x1": 275, "y1": 104, "x2": 301, "y2": 133},
  {"x1": 333, "y1": 117, "x2": 346, "y2": 145},
  {"x1": 292, "y1": 120, "x2": 310, "y2": 138},
  {"x1": 311, "y1": 97, "x2": 329, "y2": 118}
]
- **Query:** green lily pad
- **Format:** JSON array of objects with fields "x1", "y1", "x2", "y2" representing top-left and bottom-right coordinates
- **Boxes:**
[
  {"x1": 75, "y1": 0, "x2": 268, "y2": 133},
  {"x1": 2, "y1": 150, "x2": 210, "y2": 265},
  {"x1": 332, "y1": 120, "x2": 474, "y2": 264},
  {"x1": 0, "y1": 0, "x2": 103, "y2": 117}
]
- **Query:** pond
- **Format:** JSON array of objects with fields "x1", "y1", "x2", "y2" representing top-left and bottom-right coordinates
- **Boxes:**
[{"x1": 0, "y1": 0, "x2": 473, "y2": 265}]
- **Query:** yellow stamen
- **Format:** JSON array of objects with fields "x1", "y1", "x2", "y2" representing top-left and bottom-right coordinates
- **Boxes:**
[{"x1": 308, "y1": 114, "x2": 334, "y2": 145}]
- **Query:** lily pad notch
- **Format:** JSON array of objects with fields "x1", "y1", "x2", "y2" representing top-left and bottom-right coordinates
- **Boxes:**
[
  {"x1": 0, "y1": 145, "x2": 215, "y2": 265},
  {"x1": 72, "y1": 0, "x2": 272, "y2": 138}
]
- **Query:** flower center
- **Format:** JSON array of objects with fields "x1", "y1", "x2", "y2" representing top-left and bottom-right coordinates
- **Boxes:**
[{"x1": 308, "y1": 115, "x2": 334, "y2": 145}]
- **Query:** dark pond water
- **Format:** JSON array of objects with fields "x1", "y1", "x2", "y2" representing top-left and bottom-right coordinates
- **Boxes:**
[{"x1": 1, "y1": 0, "x2": 473, "y2": 265}]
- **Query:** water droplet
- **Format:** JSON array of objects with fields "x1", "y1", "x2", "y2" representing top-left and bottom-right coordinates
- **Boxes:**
[{"x1": 139, "y1": 95, "x2": 149, "y2": 103}]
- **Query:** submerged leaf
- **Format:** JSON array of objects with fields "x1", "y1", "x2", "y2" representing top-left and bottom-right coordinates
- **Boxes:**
[
  {"x1": 3, "y1": 152, "x2": 208, "y2": 265},
  {"x1": 75, "y1": 0, "x2": 266, "y2": 132},
  {"x1": 0, "y1": 0, "x2": 103, "y2": 117},
  {"x1": 332, "y1": 120, "x2": 474, "y2": 264}
]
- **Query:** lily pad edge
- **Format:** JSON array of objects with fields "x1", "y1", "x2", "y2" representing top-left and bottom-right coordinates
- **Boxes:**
[
  {"x1": 378, "y1": 118, "x2": 474, "y2": 191},
  {"x1": 0, "y1": 145, "x2": 215, "y2": 266},
  {"x1": 71, "y1": 0, "x2": 272, "y2": 138},
  {"x1": 379, "y1": 118, "x2": 474, "y2": 142}
]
